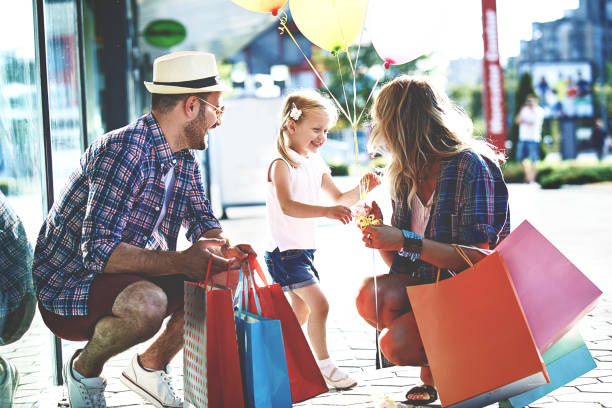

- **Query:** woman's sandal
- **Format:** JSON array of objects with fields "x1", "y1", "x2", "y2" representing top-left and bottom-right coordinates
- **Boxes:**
[{"x1": 403, "y1": 384, "x2": 438, "y2": 406}]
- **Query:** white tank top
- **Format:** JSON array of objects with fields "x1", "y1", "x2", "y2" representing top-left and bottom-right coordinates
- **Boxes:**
[{"x1": 266, "y1": 149, "x2": 330, "y2": 251}]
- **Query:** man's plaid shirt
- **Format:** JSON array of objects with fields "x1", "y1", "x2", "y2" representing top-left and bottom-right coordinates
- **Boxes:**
[
  {"x1": 390, "y1": 150, "x2": 511, "y2": 282},
  {"x1": 33, "y1": 113, "x2": 221, "y2": 316}
]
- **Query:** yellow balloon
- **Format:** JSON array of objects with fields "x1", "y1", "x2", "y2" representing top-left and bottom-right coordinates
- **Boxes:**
[
  {"x1": 230, "y1": 0, "x2": 287, "y2": 15},
  {"x1": 290, "y1": 0, "x2": 367, "y2": 53}
]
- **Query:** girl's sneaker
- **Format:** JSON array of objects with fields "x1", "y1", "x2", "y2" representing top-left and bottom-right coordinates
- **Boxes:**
[{"x1": 321, "y1": 365, "x2": 357, "y2": 390}]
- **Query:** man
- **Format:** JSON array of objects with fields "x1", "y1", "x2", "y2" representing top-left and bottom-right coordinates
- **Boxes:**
[
  {"x1": 515, "y1": 94, "x2": 544, "y2": 183},
  {"x1": 33, "y1": 51, "x2": 254, "y2": 407},
  {"x1": 591, "y1": 119, "x2": 609, "y2": 160}
]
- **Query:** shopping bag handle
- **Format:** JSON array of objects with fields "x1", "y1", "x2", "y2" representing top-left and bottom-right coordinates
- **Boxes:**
[
  {"x1": 248, "y1": 254, "x2": 269, "y2": 288},
  {"x1": 234, "y1": 262, "x2": 262, "y2": 316},
  {"x1": 202, "y1": 255, "x2": 213, "y2": 289},
  {"x1": 453, "y1": 244, "x2": 474, "y2": 268}
]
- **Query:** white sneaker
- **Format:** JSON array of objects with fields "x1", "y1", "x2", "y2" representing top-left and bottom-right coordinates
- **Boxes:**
[
  {"x1": 120, "y1": 355, "x2": 182, "y2": 408},
  {"x1": 0, "y1": 357, "x2": 19, "y2": 406},
  {"x1": 62, "y1": 349, "x2": 107, "y2": 408},
  {"x1": 321, "y1": 366, "x2": 357, "y2": 390}
]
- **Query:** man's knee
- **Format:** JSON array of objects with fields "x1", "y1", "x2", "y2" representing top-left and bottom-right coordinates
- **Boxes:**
[{"x1": 113, "y1": 281, "x2": 168, "y2": 335}]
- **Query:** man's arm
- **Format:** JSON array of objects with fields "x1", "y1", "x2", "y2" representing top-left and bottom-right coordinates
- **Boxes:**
[{"x1": 104, "y1": 238, "x2": 231, "y2": 281}]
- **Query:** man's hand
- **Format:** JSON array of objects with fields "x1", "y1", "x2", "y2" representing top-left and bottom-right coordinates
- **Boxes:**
[
  {"x1": 220, "y1": 243, "x2": 257, "y2": 263},
  {"x1": 179, "y1": 238, "x2": 238, "y2": 281}
]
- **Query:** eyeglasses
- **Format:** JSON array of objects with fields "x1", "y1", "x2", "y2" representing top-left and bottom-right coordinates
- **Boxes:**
[{"x1": 197, "y1": 97, "x2": 225, "y2": 118}]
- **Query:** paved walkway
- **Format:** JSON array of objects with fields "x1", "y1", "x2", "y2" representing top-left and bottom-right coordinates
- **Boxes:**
[{"x1": 7, "y1": 182, "x2": 612, "y2": 407}]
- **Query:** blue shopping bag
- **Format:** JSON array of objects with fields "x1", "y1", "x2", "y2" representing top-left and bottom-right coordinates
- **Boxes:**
[
  {"x1": 500, "y1": 328, "x2": 597, "y2": 408},
  {"x1": 234, "y1": 264, "x2": 292, "y2": 408}
]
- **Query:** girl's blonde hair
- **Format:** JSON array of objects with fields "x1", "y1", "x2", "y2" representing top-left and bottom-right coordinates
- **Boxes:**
[
  {"x1": 368, "y1": 75, "x2": 504, "y2": 205},
  {"x1": 277, "y1": 90, "x2": 338, "y2": 167}
]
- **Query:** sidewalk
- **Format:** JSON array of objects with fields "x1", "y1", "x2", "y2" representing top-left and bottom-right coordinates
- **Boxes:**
[{"x1": 14, "y1": 182, "x2": 612, "y2": 407}]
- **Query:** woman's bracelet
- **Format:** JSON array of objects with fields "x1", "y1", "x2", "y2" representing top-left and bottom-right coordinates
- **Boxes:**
[{"x1": 397, "y1": 230, "x2": 423, "y2": 261}]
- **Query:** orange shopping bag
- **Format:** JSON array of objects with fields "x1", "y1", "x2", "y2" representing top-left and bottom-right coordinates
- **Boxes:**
[{"x1": 406, "y1": 249, "x2": 549, "y2": 408}]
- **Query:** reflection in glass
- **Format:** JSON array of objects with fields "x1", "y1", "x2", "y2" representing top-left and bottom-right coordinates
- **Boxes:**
[
  {"x1": 45, "y1": 0, "x2": 85, "y2": 197},
  {"x1": 0, "y1": 192, "x2": 35, "y2": 406}
]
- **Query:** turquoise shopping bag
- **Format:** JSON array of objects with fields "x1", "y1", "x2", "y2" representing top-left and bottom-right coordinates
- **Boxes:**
[
  {"x1": 500, "y1": 328, "x2": 597, "y2": 408},
  {"x1": 234, "y1": 264, "x2": 292, "y2": 408}
]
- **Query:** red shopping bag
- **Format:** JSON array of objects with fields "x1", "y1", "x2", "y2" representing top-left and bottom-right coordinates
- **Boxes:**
[
  {"x1": 184, "y1": 259, "x2": 244, "y2": 408},
  {"x1": 243, "y1": 255, "x2": 328, "y2": 403},
  {"x1": 406, "y1": 248, "x2": 549, "y2": 408}
]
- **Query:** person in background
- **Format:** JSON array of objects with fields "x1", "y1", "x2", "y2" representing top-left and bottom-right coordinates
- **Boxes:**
[
  {"x1": 515, "y1": 95, "x2": 544, "y2": 183},
  {"x1": 591, "y1": 119, "x2": 608, "y2": 160}
]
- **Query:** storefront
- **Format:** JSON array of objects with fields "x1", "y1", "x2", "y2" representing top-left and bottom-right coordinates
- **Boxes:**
[{"x1": 0, "y1": 0, "x2": 143, "y2": 404}]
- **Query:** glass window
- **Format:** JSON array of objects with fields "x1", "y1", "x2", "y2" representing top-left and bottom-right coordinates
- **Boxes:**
[
  {"x1": 44, "y1": 0, "x2": 85, "y2": 197},
  {"x1": 0, "y1": 1, "x2": 48, "y2": 406}
]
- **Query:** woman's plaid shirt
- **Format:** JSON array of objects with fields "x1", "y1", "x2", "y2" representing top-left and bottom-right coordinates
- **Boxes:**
[
  {"x1": 33, "y1": 113, "x2": 221, "y2": 316},
  {"x1": 390, "y1": 150, "x2": 511, "y2": 282}
]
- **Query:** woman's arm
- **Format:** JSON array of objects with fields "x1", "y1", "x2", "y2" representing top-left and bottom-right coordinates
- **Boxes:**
[
  {"x1": 321, "y1": 172, "x2": 381, "y2": 207},
  {"x1": 361, "y1": 224, "x2": 489, "y2": 271},
  {"x1": 270, "y1": 160, "x2": 352, "y2": 224}
]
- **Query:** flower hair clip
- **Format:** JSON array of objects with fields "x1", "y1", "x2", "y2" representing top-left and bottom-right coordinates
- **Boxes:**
[{"x1": 289, "y1": 103, "x2": 302, "y2": 121}]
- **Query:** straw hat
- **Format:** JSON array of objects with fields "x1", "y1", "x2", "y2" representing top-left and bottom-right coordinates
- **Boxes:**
[{"x1": 144, "y1": 51, "x2": 230, "y2": 94}]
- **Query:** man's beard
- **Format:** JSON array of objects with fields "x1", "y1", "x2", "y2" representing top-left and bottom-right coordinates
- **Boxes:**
[{"x1": 184, "y1": 108, "x2": 208, "y2": 150}]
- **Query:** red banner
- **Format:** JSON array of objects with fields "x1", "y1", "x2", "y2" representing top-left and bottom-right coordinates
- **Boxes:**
[{"x1": 482, "y1": 0, "x2": 507, "y2": 152}]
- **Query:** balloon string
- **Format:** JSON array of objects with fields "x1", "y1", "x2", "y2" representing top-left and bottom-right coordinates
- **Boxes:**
[
  {"x1": 356, "y1": 76, "x2": 381, "y2": 127},
  {"x1": 279, "y1": 15, "x2": 353, "y2": 126},
  {"x1": 335, "y1": 53, "x2": 352, "y2": 126},
  {"x1": 372, "y1": 248, "x2": 382, "y2": 367}
]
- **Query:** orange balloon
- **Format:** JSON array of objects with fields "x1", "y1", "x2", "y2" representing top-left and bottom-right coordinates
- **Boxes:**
[{"x1": 230, "y1": 0, "x2": 287, "y2": 15}]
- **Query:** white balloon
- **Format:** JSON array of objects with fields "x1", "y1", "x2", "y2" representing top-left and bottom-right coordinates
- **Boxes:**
[{"x1": 366, "y1": 0, "x2": 443, "y2": 66}]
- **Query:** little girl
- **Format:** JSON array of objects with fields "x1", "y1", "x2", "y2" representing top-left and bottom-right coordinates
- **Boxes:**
[{"x1": 265, "y1": 90, "x2": 380, "y2": 389}]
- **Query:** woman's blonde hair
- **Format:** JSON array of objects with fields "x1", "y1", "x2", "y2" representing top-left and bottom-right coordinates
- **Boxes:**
[
  {"x1": 277, "y1": 90, "x2": 338, "y2": 167},
  {"x1": 368, "y1": 75, "x2": 504, "y2": 204}
]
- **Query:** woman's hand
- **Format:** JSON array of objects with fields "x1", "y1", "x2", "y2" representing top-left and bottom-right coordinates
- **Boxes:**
[
  {"x1": 362, "y1": 224, "x2": 403, "y2": 250},
  {"x1": 325, "y1": 205, "x2": 353, "y2": 224}
]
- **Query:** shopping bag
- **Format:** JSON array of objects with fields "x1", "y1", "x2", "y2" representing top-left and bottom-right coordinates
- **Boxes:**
[
  {"x1": 496, "y1": 220, "x2": 602, "y2": 352},
  {"x1": 243, "y1": 256, "x2": 328, "y2": 402},
  {"x1": 500, "y1": 328, "x2": 597, "y2": 408},
  {"x1": 184, "y1": 259, "x2": 244, "y2": 408},
  {"x1": 234, "y1": 264, "x2": 292, "y2": 408},
  {"x1": 406, "y1": 248, "x2": 549, "y2": 408}
]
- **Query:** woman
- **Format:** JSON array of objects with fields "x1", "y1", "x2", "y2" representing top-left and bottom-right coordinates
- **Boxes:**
[{"x1": 356, "y1": 76, "x2": 510, "y2": 405}]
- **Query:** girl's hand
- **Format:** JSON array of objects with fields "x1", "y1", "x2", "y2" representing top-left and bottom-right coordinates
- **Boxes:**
[
  {"x1": 360, "y1": 172, "x2": 382, "y2": 193},
  {"x1": 325, "y1": 205, "x2": 353, "y2": 224},
  {"x1": 362, "y1": 224, "x2": 403, "y2": 250}
]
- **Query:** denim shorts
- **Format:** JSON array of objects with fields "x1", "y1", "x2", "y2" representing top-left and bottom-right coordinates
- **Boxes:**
[
  {"x1": 264, "y1": 248, "x2": 319, "y2": 292},
  {"x1": 516, "y1": 140, "x2": 540, "y2": 162}
]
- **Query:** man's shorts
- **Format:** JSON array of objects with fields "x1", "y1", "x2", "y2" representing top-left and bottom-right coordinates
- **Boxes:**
[
  {"x1": 516, "y1": 140, "x2": 540, "y2": 162},
  {"x1": 264, "y1": 248, "x2": 319, "y2": 292},
  {"x1": 39, "y1": 274, "x2": 186, "y2": 341}
]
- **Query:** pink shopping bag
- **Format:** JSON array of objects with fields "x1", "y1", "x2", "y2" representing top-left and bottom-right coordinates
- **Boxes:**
[{"x1": 495, "y1": 220, "x2": 602, "y2": 352}]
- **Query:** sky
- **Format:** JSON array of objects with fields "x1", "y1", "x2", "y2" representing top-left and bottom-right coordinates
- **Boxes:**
[
  {"x1": 1, "y1": 0, "x2": 581, "y2": 65},
  {"x1": 436, "y1": 0, "x2": 580, "y2": 64}
]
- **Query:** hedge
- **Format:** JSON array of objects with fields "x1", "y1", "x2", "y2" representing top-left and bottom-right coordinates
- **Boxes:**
[{"x1": 501, "y1": 161, "x2": 612, "y2": 189}]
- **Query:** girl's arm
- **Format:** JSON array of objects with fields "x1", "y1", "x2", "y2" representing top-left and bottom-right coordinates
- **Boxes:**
[
  {"x1": 321, "y1": 173, "x2": 381, "y2": 207},
  {"x1": 270, "y1": 159, "x2": 352, "y2": 224},
  {"x1": 361, "y1": 223, "x2": 489, "y2": 271}
]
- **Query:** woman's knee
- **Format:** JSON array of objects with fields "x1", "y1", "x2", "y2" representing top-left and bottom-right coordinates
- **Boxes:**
[
  {"x1": 379, "y1": 314, "x2": 427, "y2": 366},
  {"x1": 355, "y1": 277, "x2": 374, "y2": 318}
]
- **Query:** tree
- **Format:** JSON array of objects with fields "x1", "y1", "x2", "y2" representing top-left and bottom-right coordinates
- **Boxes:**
[{"x1": 508, "y1": 73, "x2": 535, "y2": 161}]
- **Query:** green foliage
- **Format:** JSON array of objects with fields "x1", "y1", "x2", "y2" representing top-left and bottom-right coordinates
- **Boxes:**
[
  {"x1": 313, "y1": 44, "x2": 425, "y2": 128},
  {"x1": 508, "y1": 73, "x2": 535, "y2": 161},
  {"x1": 328, "y1": 162, "x2": 349, "y2": 176},
  {"x1": 501, "y1": 162, "x2": 525, "y2": 183},
  {"x1": 535, "y1": 161, "x2": 612, "y2": 189},
  {"x1": 449, "y1": 83, "x2": 483, "y2": 119}
]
